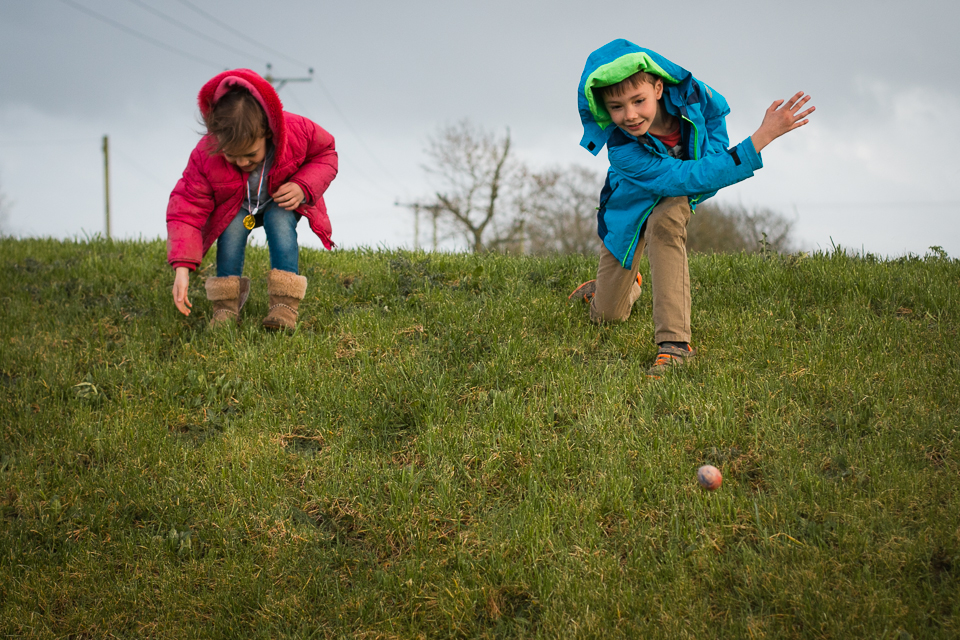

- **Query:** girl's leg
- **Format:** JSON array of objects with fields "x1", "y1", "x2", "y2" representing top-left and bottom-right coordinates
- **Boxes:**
[
  {"x1": 216, "y1": 210, "x2": 252, "y2": 277},
  {"x1": 262, "y1": 204, "x2": 300, "y2": 274},
  {"x1": 209, "y1": 209, "x2": 253, "y2": 326}
]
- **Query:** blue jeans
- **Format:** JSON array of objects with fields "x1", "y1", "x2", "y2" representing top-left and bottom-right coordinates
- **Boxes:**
[{"x1": 215, "y1": 203, "x2": 300, "y2": 277}]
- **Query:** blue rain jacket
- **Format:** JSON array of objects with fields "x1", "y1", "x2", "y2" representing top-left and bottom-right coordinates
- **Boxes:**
[{"x1": 579, "y1": 39, "x2": 764, "y2": 268}]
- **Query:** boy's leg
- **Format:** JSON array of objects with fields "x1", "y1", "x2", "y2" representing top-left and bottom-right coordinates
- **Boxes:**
[
  {"x1": 262, "y1": 204, "x2": 300, "y2": 274},
  {"x1": 589, "y1": 239, "x2": 645, "y2": 323},
  {"x1": 645, "y1": 196, "x2": 692, "y2": 345}
]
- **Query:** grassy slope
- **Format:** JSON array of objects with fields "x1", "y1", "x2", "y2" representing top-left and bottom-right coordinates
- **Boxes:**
[{"x1": 0, "y1": 238, "x2": 958, "y2": 639}]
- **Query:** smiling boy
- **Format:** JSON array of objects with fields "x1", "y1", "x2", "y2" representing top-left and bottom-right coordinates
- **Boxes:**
[{"x1": 571, "y1": 39, "x2": 814, "y2": 376}]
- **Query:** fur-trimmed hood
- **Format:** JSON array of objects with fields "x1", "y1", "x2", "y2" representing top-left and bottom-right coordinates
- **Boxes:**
[{"x1": 198, "y1": 68, "x2": 288, "y2": 159}]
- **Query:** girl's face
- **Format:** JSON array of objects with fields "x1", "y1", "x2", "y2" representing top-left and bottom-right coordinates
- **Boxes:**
[{"x1": 223, "y1": 137, "x2": 267, "y2": 172}]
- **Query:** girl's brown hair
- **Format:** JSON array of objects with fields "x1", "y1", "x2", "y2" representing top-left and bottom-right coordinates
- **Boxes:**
[{"x1": 203, "y1": 88, "x2": 270, "y2": 155}]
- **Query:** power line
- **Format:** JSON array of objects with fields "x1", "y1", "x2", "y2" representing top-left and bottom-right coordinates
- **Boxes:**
[
  {"x1": 168, "y1": 0, "x2": 406, "y2": 195},
  {"x1": 113, "y1": 148, "x2": 171, "y2": 190},
  {"x1": 302, "y1": 83, "x2": 409, "y2": 195},
  {"x1": 55, "y1": 0, "x2": 224, "y2": 70},
  {"x1": 171, "y1": 0, "x2": 313, "y2": 69},
  {"x1": 0, "y1": 138, "x2": 98, "y2": 146},
  {"x1": 795, "y1": 201, "x2": 960, "y2": 208},
  {"x1": 282, "y1": 87, "x2": 396, "y2": 201},
  {"x1": 59, "y1": 0, "x2": 409, "y2": 200},
  {"x1": 122, "y1": 0, "x2": 263, "y2": 66}
]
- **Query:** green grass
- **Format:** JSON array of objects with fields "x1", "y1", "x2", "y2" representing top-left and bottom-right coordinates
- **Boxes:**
[{"x1": 1, "y1": 237, "x2": 958, "y2": 639}]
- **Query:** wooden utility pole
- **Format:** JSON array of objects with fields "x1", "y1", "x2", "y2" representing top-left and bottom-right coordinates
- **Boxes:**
[
  {"x1": 413, "y1": 204, "x2": 420, "y2": 250},
  {"x1": 264, "y1": 63, "x2": 313, "y2": 91},
  {"x1": 429, "y1": 205, "x2": 440, "y2": 251},
  {"x1": 395, "y1": 201, "x2": 443, "y2": 251},
  {"x1": 102, "y1": 134, "x2": 111, "y2": 239},
  {"x1": 395, "y1": 201, "x2": 420, "y2": 249}
]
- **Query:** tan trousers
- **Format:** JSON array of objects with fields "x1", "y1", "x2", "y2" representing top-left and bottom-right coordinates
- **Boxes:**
[{"x1": 590, "y1": 196, "x2": 692, "y2": 344}]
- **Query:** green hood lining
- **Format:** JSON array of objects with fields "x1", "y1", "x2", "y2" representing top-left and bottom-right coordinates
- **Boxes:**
[{"x1": 585, "y1": 53, "x2": 678, "y2": 132}]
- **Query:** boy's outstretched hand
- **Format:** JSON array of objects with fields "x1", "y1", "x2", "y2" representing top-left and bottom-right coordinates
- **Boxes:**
[
  {"x1": 751, "y1": 92, "x2": 815, "y2": 153},
  {"x1": 172, "y1": 266, "x2": 192, "y2": 316}
]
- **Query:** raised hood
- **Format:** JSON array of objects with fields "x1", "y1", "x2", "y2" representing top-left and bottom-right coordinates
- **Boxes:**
[
  {"x1": 197, "y1": 69, "x2": 287, "y2": 158},
  {"x1": 578, "y1": 39, "x2": 692, "y2": 156}
]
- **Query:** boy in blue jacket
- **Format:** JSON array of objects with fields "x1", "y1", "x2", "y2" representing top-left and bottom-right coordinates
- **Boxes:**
[{"x1": 569, "y1": 39, "x2": 814, "y2": 376}]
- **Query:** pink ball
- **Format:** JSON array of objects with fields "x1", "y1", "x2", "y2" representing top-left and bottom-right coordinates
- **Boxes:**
[{"x1": 697, "y1": 465, "x2": 722, "y2": 490}]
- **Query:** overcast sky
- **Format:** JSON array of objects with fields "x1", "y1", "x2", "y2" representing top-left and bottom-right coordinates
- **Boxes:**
[{"x1": 1, "y1": 0, "x2": 958, "y2": 257}]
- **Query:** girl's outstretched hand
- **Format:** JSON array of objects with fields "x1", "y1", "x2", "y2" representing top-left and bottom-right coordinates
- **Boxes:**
[
  {"x1": 273, "y1": 182, "x2": 305, "y2": 210},
  {"x1": 173, "y1": 267, "x2": 192, "y2": 316},
  {"x1": 751, "y1": 92, "x2": 815, "y2": 153}
]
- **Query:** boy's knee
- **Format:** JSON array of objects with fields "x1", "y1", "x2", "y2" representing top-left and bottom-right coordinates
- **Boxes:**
[
  {"x1": 589, "y1": 302, "x2": 631, "y2": 324},
  {"x1": 647, "y1": 198, "x2": 690, "y2": 244}
]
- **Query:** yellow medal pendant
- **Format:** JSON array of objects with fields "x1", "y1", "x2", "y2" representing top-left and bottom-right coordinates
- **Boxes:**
[{"x1": 244, "y1": 162, "x2": 266, "y2": 231}]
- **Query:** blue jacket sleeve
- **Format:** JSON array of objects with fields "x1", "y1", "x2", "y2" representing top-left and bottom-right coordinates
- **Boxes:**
[
  {"x1": 608, "y1": 136, "x2": 762, "y2": 198},
  {"x1": 700, "y1": 82, "x2": 730, "y2": 156}
]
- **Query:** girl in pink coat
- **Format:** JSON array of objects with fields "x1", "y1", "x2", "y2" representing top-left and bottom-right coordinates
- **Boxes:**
[{"x1": 167, "y1": 69, "x2": 338, "y2": 330}]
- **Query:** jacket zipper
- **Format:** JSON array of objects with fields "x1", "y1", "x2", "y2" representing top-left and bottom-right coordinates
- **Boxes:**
[
  {"x1": 681, "y1": 114, "x2": 703, "y2": 207},
  {"x1": 622, "y1": 196, "x2": 661, "y2": 268},
  {"x1": 621, "y1": 113, "x2": 701, "y2": 266}
]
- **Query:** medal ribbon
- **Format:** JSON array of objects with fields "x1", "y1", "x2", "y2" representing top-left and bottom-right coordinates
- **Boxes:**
[{"x1": 243, "y1": 165, "x2": 267, "y2": 230}]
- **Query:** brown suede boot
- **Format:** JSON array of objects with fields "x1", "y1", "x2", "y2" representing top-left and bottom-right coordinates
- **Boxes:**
[
  {"x1": 238, "y1": 276, "x2": 251, "y2": 311},
  {"x1": 205, "y1": 276, "x2": 251, "y2": 327},
  {"x1": 262, "y1": 269, "x2": 307, "y2": 331}
]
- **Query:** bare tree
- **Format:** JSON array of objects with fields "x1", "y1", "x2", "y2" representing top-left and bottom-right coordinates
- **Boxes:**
[
  {"x1": 417, "y1": 122, "x2": 795, "y2": 257},
  {"x1": 522, "y1": 165, "x2": 603, "y2": 255},
  {"x1": 422, "y1": 120, "x2": 526, "y2": 253},
  {"x1": 687, "y1": 202, "x2": 795, "y2": 254}
]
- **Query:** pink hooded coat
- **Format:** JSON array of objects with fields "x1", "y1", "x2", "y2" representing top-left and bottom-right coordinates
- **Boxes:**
[{"x1": 166, "y1": 69, "x2": 338, "y2": 270}]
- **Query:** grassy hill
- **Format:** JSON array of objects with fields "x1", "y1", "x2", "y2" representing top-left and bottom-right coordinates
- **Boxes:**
[{"x1": 1, "y1": 238, "x2": 958, "y2": 638}]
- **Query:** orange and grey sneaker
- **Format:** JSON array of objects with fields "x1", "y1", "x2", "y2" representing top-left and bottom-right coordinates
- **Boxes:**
[
  {"x1": 568, "y1": 279, "x2": 597, "y2": 302},
  {"x1": 568, "y1": 274, "x2": 641, "y2": 303},
  {"x1": 646, "y1": 343, "x2": 696, "y2": 378}
]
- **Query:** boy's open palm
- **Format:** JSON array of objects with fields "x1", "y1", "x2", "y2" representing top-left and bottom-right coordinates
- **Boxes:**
[{"x1": 751, "y1": 92, "x2": 815, "y2": 153}]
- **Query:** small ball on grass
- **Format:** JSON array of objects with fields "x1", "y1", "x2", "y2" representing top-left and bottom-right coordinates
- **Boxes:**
[{"x1": 697, "y1": 465, "x2": 722, "y2": 490}]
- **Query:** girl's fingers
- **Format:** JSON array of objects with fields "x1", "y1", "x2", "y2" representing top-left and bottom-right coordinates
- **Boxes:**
[
  {"x1": 276, "y1": 195, "x2": 301, "y2": 209},
  {"x1": 272, "y1": 183, "x2": 303, "y2": 210}
]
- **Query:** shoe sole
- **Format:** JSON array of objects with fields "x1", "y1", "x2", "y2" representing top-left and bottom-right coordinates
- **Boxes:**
[{"x1": 568, "y1": 280, "x2": 596, "y2": 301}]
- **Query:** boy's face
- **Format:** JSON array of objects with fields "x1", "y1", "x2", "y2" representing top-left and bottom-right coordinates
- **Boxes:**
[
  {"x1": 603, "y1": 79, "x2": 663, "y2": 138},
  {"x1": 223, "y1": 137, "x2": 267, "y2": 172}
]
